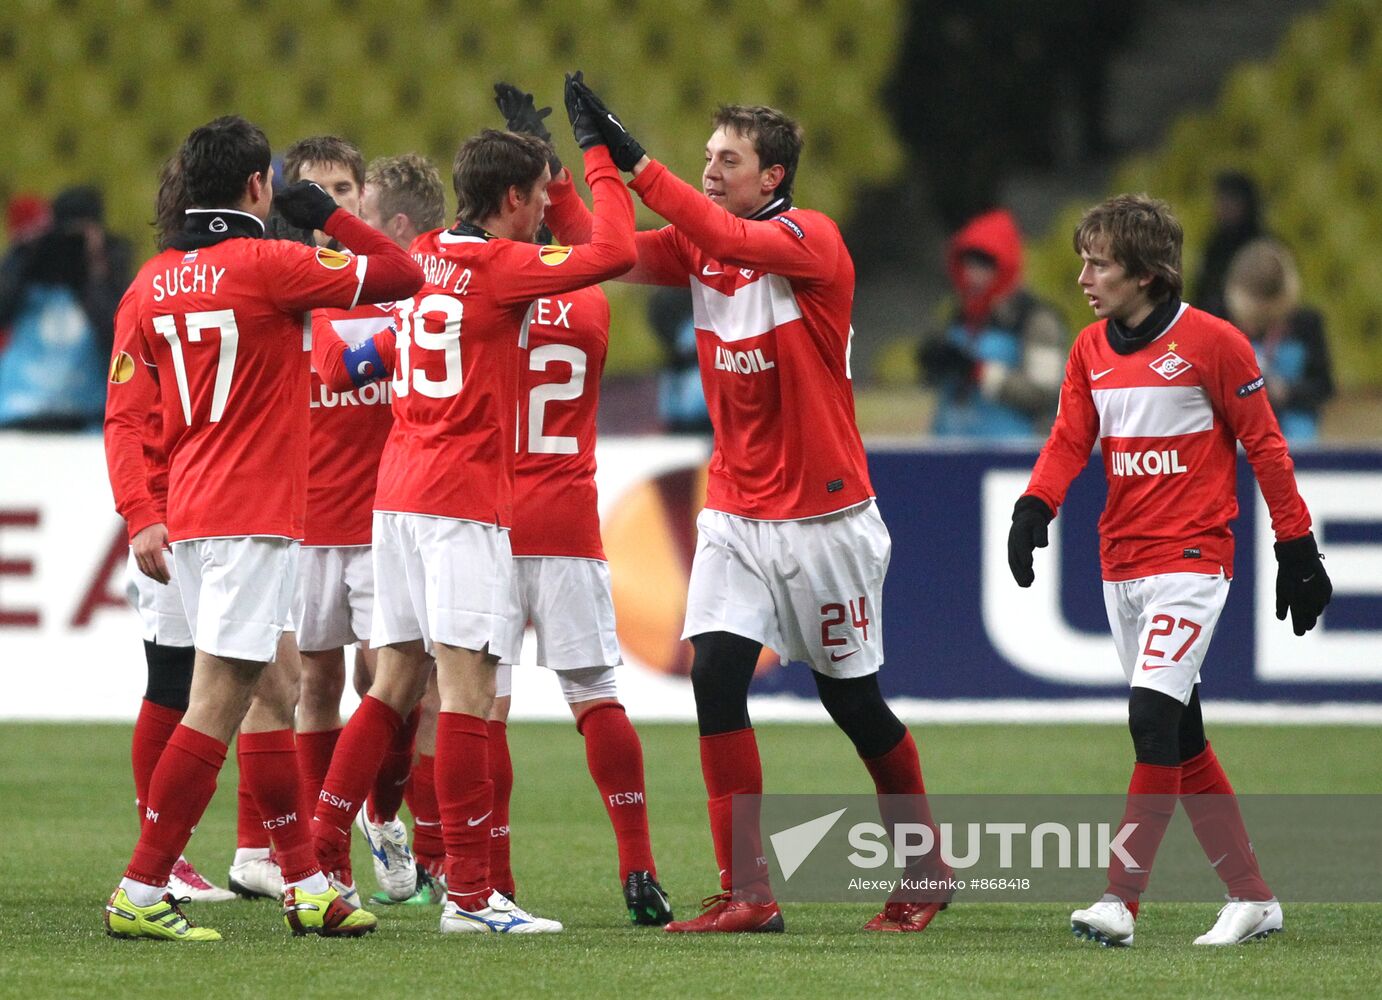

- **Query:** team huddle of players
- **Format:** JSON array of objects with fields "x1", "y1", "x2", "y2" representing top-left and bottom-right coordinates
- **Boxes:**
[{"x1": 102, "y1": 72, "x2": 1331, "y2": 947}]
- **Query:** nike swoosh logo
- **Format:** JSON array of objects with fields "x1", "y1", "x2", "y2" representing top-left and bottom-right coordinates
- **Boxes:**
[
  {"x1": 466, "y1": 811, "x2": 493, "y2": 828},
  {"x1": 1210, "y1": 853, "x2": 1229, "y2": 868},
  {"x1": 830, "y1": 650, "x2": 858, "y2": 662},
  {"x1": 1090, "y1": 367, "x2": 1115, "y2": 381},
  {"x1": 702, "y1": 265, "x2": 724, "y2": 276},
  {"x1": 1140, "y1": 662, "x2": 1169, "y2": 671}
]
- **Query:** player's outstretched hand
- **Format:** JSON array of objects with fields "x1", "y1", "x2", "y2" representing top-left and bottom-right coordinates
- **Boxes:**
[
  {"x1": 1008, "y1": 495, "x2": 1055, "y2": 588},
  {"x1": 564, "y1": 71, "x2": 605, "y2": 152},
  {"x1": 273, "y1": 180, "x2": 339, "y2": 232},
  {"x1": 495, "y1": 81, "x2": 562, "y2": 175},
  {"x1": 567, "y1": 74, "x2": 646, "y2": 172},
  {"x1": 1274, "y1": 532, "x2": 1332, "y2": 635}
]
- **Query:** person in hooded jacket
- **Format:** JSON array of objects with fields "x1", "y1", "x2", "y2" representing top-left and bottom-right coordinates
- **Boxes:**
[{"x1": 918, "y1": 208, "x2": 1067, "y2": 439}]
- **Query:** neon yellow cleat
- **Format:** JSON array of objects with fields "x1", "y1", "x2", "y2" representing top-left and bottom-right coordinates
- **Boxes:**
[
  {"x1": 104, "y1": 888, "x2": 222, "y2": 942},
  {"x1": 283, "y1": 884, "x2": 378, "y2": 937}
]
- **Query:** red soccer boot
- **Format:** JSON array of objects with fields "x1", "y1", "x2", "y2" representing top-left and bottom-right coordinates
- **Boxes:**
[{"x1": 664, "y1": 891, "x2": 785, "y2": 933}]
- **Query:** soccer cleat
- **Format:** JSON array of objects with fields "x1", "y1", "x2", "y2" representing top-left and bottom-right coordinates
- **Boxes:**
[
  {"x1": 1193, "y1": 899, "x2": 1283, "y2": 945},
  {"x1": 227, "y1": 851, "x2": 283, "y2": 900},
  {"x1": 371, "y1": 866, "x2": 446, "y2": 906},
  {"x1": 624, "y1": 870, "x2": 673, "y2": 926},
  {"x1": 864, "y1": 898, "x2": 950, "y2": 933},
  {"x1": 663, "y1": 891, "x2": 784, "y2": 933},
  {"x1": 1070, "y1": 896, "x2": 1136, "y2": 947},
  {"x1": 439, "y1": 891, "x2": 563, "y2": 934},
  {"x1": 105, "y1": 888, "x2": 221, "y2": 942},
  {"x1": 355, "y1": 809, "x2": 418, "y2": 901},
  {"x1": 328, "y1": 871, "x2": 360, "y2": 908},
  {"x1": 169, "y1": 856, "x2": 237, "y2": 902},
  {"x1": 282, "y1": 883, "x2": 377, "y2": 937}
]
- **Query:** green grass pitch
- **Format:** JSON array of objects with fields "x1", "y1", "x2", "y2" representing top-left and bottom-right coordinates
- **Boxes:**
[{"x1": 1, "y1": 721, "x2": 1377, "y2": 998}]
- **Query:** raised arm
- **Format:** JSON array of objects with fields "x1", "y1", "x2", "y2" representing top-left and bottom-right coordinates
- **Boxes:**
[{"x1": 311, "y1": 309, "x2": 397, "y2": 393}]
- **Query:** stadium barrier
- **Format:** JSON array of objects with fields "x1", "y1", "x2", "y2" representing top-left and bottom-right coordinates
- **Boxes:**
[{"x1": 2, "y1": 434, "x2": 1379, "y2": 722}]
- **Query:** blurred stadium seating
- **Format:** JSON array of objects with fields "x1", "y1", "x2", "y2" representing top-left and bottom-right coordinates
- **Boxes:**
[
  {"x1": 1025, "y1": 0, "x2": 1382, "y2": 390},
  {"x1": 0, "y1": 0, "x2": 904, "y2": 374}
]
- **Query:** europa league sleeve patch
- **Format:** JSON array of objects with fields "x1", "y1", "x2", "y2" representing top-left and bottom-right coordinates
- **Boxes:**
[
  {"x1": 1236, "y1": 375, "x2": 1266, "y2": 398},
  {"x1": 315, "y1": 246, "x2": 352, "y2": 270},
  {"x1": 108, "y1": 351, "x2": 136, "y2": 384},
  {"x1": 539, "y1": 244, "x2": 573, "y2": 266}
]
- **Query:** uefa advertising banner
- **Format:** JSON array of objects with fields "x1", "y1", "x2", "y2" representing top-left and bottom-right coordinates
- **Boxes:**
[{"x1": 1, "y1": 433, "x2": 1380, "y2": 720}]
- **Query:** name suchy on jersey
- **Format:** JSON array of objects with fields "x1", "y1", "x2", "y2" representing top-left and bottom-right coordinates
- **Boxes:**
[{"x1": 1026, "y1": 303, "x2": 1311, "y2": 580}]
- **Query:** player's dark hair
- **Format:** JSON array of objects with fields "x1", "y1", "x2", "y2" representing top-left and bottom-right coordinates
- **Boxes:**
[
  {"x1": 179, "y1": 115, "x2": 272, "y2": 210},
  {"x1": 1074, "y1": 193, "x2": 1184, "y2": 300},
  {"x1": 152, "y1": 153, "x2": 191, "y2": 250},
  {"x1": 368, "y1": 153, "x2": 446, "y2": 232},
  {"x1": 284, "y1": 135, "x2": 366, "y2": 188},
  {"x1": 452, "y1": 129, "x2": 551, "y2": 224},
  {"x1": 712, "y1": 105, "x2": 804, "y2": 201}
]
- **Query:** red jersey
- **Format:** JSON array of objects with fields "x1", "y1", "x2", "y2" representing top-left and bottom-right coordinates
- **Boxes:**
[
  {"x1": 104, "y1": 286, "x2": 168, "y2": 541},
  {"x1": 105, "y1": 208, "x2": 423, "y2": 543},
  {"x1": 1024, "y1": 303, "x2": 1312, "y2": 581},
  {"x1": 547, "y1": 160, "x2": 871, "y2": 521},
  {"x1": 305, "y1": 304, "x2": 396, "y2": 546},
  {"x1": 510, "y1": 285, "x2": 609, "y2": 559},
  {"x1": 313, "y1": 146, "x2": 635, "y2": 528}
]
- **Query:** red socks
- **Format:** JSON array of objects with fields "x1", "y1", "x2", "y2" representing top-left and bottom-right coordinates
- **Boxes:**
[
  {"x1": 436, "y1": 712, "x2": 492, "y2": 909},
  {"x1": 239, "y1": 729, "x2": 320, "y2": 883},
  {"x1": 1106, "y1": 762, "x2": 1182, "y2": 916},
  {"x1": 700, "y1": 728, "x2": 770, "y2": 898},
  {"x1": 131, "y1": 699, "x2": 182, "y2": 817},
  {"x1": 125, "y1": 725, "x2": 226, "y2": 886},
  {"x1": 405, "y1": 753, "x2": 444, "y2": 877},
  {"x1": 578, "y1": 702, "x2": 656, "y2": 878},
  {"x1": 311, "y1": 695, "x2": 402, "y2": 877},
  {"x1": 862, "y1": 730, "x2": 947, "y2": 896},
  {"x1": 487, "y1": 720, "x2": 515, "y2": 898},
  {"x1": 235, "y1": 754, "x2": 269, "y2": 851},
  {"x1": 295, "y1": 727, "x2": 342, "y2": 821},
  {"x1": 1180, "y1": 743, "x2": 1272, "y2": 901},
  {"x1": 369, "y1": 706, "x2": 420, "y2": 824}
]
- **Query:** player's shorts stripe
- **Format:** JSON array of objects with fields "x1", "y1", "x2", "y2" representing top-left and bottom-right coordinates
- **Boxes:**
[
  {"x1": 691, "y1": 272, "x2": 802, "y2": 344},
  {"x1": 1092, "y1": 385, "x2": 1214, "y2": 439}
]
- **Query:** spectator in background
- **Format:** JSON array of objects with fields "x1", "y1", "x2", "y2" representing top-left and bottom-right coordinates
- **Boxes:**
[
  {"x1": 647, "y1": 286, "x2": 711, "y2": 434},
  {"x1": 918, "y1": 208, "x2": 1066, "y2": 439},
  {"x1": 0, "y1": 194, "x2": 53, "y2": 352},
  {"x1": 0, "y1": 185, "x2": 132, "y2": 430},
  {"x1": 1195, "y1": 171, "x2": 1265, "y2": 319},
  {"x1": 1224, "y1": 238, "x2": 1333, "y2": 443}
]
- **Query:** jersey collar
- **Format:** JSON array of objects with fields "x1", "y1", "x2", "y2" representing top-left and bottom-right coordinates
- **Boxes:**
[
  {"x1": 169, "y1": 208, "x2": 266, "y2": 250},
  {"x1": 442, "y1": 220, "x2": 496, "y2": 243},
  {"x1": 747, "y1": 195, "x2": 792, "y2": 222},
  {"x1": 1105, "y1": 296, "x2": 1184, "y2": 356}
]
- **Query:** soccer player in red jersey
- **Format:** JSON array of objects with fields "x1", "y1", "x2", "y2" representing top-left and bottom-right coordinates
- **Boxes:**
[
  {"x1": 308, "y1": 99, "x2": 636, "y2": 934},
  {"x1": 549, "y1": 78, "x2": 951, "y2": 934},
  {"x1": 482, "y1": 81, "x2": 672, "y2": 927},
  {"x1": 101, "y1": 115, "x2": 423, "y2": 941},
  {"x1": 1008, "y1": 194, "x2": 1333, "y2": 947}
]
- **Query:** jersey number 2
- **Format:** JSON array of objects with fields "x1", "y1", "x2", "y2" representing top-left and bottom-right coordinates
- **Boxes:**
[{"x1": 526, "y1": 344, "x2": 587, "y2": 455}]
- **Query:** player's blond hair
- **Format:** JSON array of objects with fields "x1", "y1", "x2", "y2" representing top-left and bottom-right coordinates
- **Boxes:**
[
  {"x1": 1074, "y1": 194, "x2": 1184, "y2": 300},
  {"x1": 367, "y1": 153, "x2": 446, "y2": 232}
]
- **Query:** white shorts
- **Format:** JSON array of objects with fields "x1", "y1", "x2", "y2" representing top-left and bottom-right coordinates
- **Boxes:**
[
  {"x1": 1103, "y1": 571, "x2": 1229, "y2": 704},
  {"x1": 370, "y1": 512, "x2": 520, "y2": 661},
  {"x1": 499, "y1": 557, "x2": 622, "y2": 670},
  {"x1": 292, "y1": 545, "x2": 373, "y2": 652},
  {"x1": 682, "y1": 501, "x2": 890, "y2": 678},
  {"x1": 494, "y1": 662, "x2": 618, "y2": 704},
  {"x1": 170, "y1": 536, "x2": 299, "y2": 662},
  {"x1": 125, "y1": 549, "x2": 193, "y2": 647}
]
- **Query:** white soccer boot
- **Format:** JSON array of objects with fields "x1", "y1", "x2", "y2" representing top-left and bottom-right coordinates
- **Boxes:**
[
  {"x1": 1194, "y1": 899, "x2": 1283, "y2": 945},
  {"x1": 355, "y1": 809, "x2": 418, "y2": 901},
  {"x1": 226, "y1": 849, "x2": 284, "y2": 900},
  {"x1": 440, "y1": 891, "x2": 564, "y2": 934},
  {"x1": 168, "y1": 856, "x2": 237, "y2": 902},
  {"x1": 1070, "y1": 895, "x2": 1136, "y2": 947}
]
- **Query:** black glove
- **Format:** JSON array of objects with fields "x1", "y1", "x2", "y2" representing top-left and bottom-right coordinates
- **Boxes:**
[
  {"x1": 1008, "y1": 495, "x2": 1055, "y2": 588},
  {"x1": 1274, "y1": 532, "x2": 1332, "y2": 635},
  {"x1": 564, "y1": 71, "x2": 604, "y2": 152},
  {"x1": 494, "y1": 81, "x2": 562, "y2": 176},
  {"x1": 918, "y1": 338, "x2": 974, "y2": 385},
  {"x1": 568, "y1": 74, "x2": 646, "y2": 171},
  {"x1": 273, "y1": 180, "x2": 338, "y2": 232}
]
